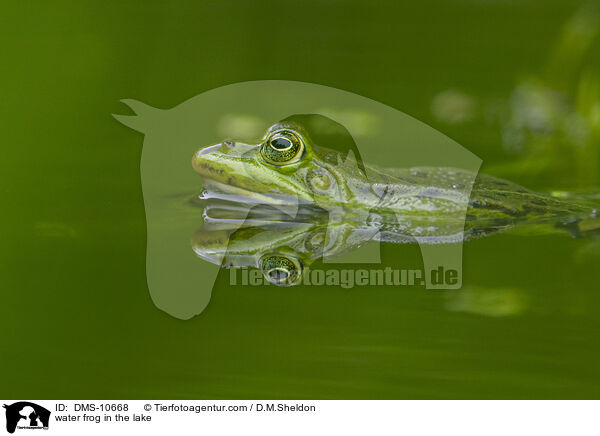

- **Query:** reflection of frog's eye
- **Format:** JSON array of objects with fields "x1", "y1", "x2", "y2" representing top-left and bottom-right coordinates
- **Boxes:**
[
  {"x1": 261, "y1": 130, "x2": 304, "y2": 165},
  {"x1": 259, "y1": 253, "x2": 303, "y2": 286}
]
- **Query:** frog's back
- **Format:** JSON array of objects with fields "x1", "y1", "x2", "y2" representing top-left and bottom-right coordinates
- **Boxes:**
[{"x1": 363, "y1": 164, "x2": 595, "y2": 221}]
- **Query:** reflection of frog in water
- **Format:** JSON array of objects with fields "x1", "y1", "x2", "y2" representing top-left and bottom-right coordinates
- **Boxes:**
[
  {"x1": 432, "y1": 3, "x2": 600, "y2": 189},
  {"x1": 192, "y1": 206, "x2": 342, "y2": 286},
  {"x1": 191, "y1": 118, "x2": 600, "y2": 286}
]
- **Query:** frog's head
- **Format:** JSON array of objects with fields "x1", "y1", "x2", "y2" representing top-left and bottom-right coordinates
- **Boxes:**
[{"x1": 193, "y1": 121, "x2": 356, "y2": 206}]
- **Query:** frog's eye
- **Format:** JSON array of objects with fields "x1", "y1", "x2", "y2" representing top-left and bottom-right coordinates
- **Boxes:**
[
  {"x1": 261, "y1": 130, "x2": 304, "y2": 165},
  {"x1": 259, "y1": 253, "x2": 303, "y2": 286}
]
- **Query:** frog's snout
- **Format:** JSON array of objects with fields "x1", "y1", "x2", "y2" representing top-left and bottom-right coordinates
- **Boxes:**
[
  {"x1": 192, "y1": 141, "x2": 232, "y2": 174},
  {"x1": 194, "y1": 141, "x2": 235, "y2": 157},
  {"x1": 193, "y1": 140, "x2": 260, "y2": 173},
  {"x1": 196, "y1": 143, "x2": 221, "y2": 156},
  {"x1": 196, "y1": 140, "x2": 235, "y2": 156}
]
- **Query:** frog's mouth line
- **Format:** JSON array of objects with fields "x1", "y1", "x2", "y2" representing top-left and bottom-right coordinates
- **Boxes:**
[{"x1": 199, "y1": 179, "x2": 307, "y2": 206}]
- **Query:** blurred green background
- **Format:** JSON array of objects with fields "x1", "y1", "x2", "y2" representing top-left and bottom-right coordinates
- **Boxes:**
[{"x1": 1, "y1": 0, "x2": 600, "y2": 398}]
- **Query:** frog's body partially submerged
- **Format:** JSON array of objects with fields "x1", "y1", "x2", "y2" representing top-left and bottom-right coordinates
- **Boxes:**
[
  {"x1": 193, "y1": 121, "x2": 598, "y2": 239},
  {"x1": 191, "y1": 121, "x2": 600, "y2": 285}
]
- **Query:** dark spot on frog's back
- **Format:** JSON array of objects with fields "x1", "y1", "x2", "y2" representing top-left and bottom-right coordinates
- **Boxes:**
[
  {"x1": 399, "y1": 177, "x2": 417, "y2": 185},
  {"x1": 469, "y1": 199, "x2": 525, "y2": 217},
  {"x1": 521, "y1": 202, "x2": 549, "y2": 215}
]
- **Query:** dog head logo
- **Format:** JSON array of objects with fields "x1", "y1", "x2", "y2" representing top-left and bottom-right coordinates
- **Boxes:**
[{"x1": 3, "y1": 402, "x2": 50, "y2": 433}]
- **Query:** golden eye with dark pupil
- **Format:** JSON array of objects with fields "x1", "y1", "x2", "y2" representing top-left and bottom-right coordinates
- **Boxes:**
[
  {"x1": 261, "y1": 131, "x2": 303, "y2": 165},
  {"x1": 270, "y1": 137, "x2": 292, "y2": 151},
  {"x1": 260, "y1": 254, "x2": 303, "y2": 286}
]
